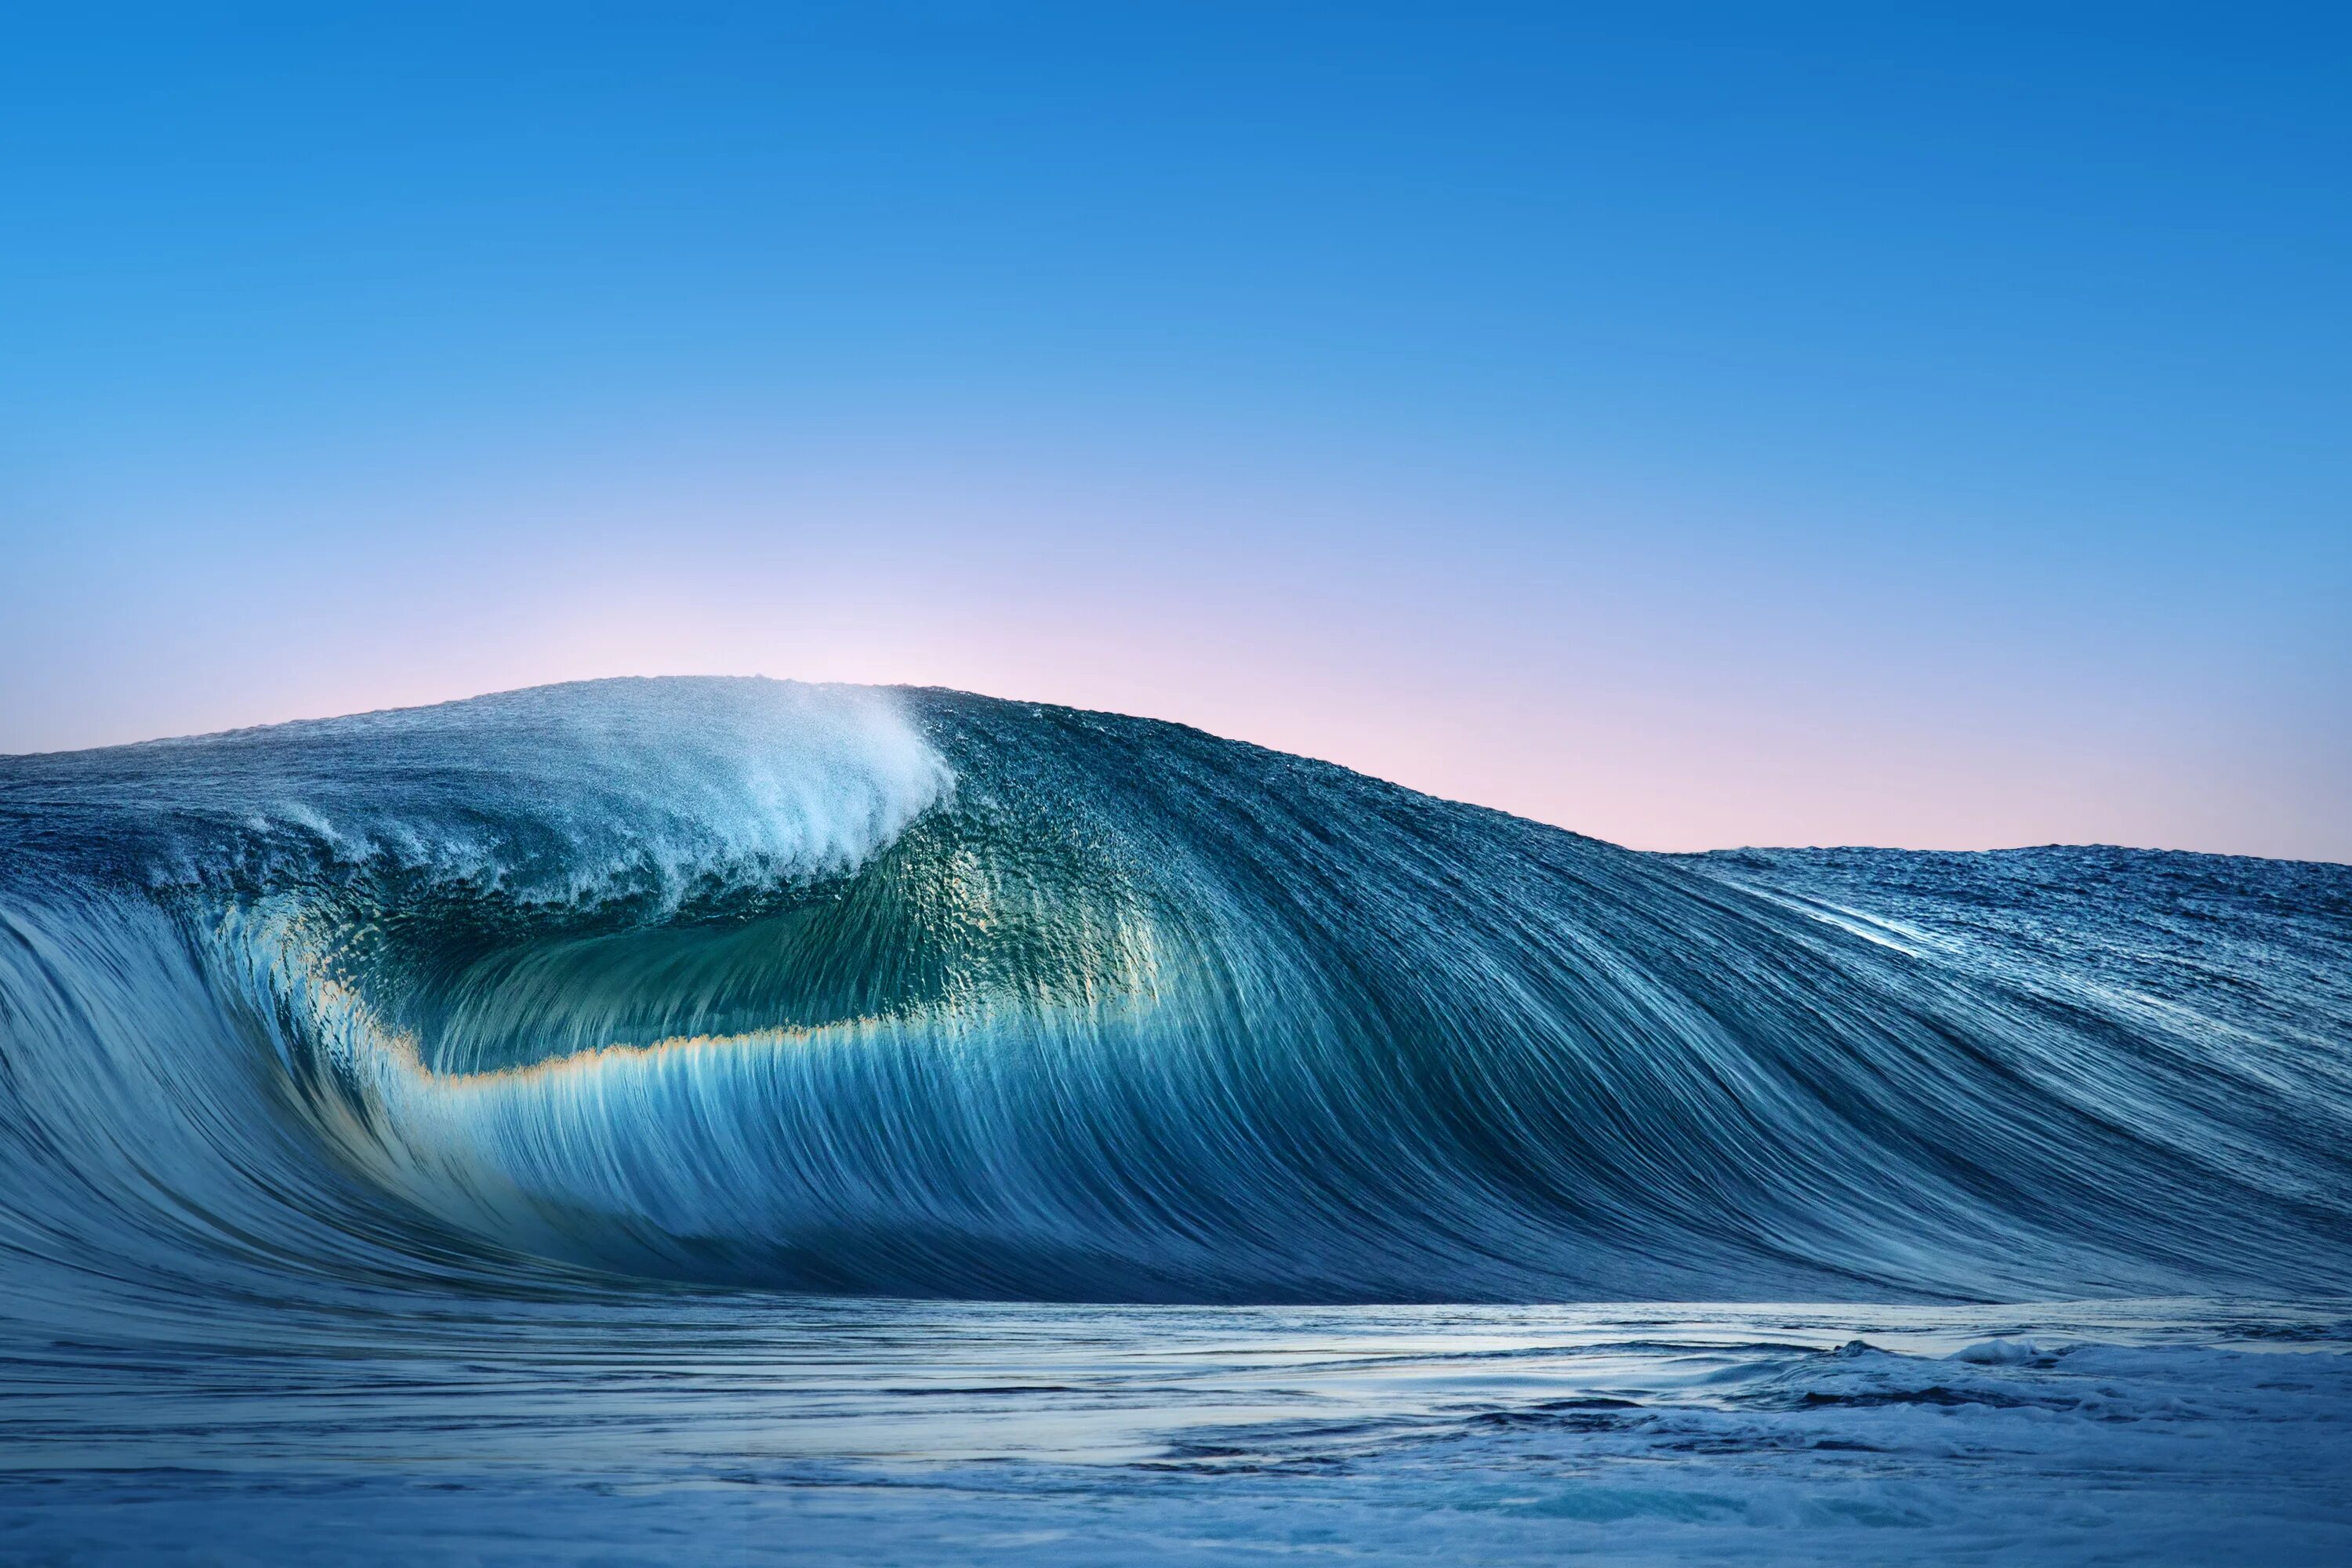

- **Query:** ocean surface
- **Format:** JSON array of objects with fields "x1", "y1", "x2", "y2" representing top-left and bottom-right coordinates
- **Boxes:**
[{"x1": 2, "y1": 677, "x2": 2347, "y2": 1563}]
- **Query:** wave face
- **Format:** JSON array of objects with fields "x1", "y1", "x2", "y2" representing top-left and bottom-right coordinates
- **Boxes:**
[{"x1": 2, "y1": 676, "x2": 2349, "y2": 1308}]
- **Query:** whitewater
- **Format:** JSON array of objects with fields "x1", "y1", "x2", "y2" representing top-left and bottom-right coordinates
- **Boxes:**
[{"x1": 2, "y1": 677, "x2": 2347, "y2": 1563}]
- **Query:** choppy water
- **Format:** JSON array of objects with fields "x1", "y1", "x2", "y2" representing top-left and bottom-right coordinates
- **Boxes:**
[{"x1": 3, "y1": 678, "x2": 2347, "y2": 1562}]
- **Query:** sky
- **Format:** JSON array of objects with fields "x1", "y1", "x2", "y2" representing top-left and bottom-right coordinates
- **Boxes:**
[{"x1": 2, "y1": 3, "x2": 2345, "y2": 858}]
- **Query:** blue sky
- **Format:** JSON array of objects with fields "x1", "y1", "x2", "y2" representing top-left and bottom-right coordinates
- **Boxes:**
[{"x1": 2, "y1": 4, "x2": 2345, "y2": 855}]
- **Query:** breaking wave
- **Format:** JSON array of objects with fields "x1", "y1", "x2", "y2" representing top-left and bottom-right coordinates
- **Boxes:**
[{"x1": 2, "y1": 676, "x2": 2348, "y2": 1308}]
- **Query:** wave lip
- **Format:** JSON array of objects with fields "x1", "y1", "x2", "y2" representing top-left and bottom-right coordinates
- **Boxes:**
[{"x1": 3, "y1": 677, "x2": 2350, "y2": 1309}]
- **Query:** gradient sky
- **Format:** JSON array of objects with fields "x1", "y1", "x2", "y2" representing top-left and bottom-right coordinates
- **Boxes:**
[{"x1": 3, "y1": 4, "x2": 2346, "y2": 858}]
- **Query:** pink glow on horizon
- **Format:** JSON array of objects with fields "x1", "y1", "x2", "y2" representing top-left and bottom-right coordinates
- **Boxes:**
[
  {"x1": 7, "y1": 465, "x2": 2338, "y2": 863},
  {"x1": 16, "y1": 598, "x2": 2314, "y2": 862}
]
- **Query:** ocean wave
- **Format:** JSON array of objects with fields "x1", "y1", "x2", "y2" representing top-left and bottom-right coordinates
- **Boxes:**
[{"x1": 2, "y1": 677, "x2": 2348, "y2": 1309}]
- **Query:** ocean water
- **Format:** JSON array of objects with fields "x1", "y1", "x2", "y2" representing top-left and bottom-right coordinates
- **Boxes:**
[{"x1": 2, "y1": 677, "x2": 2347, "y2": 1563}]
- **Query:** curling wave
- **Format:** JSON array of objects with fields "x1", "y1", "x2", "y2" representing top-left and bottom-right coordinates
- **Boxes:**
[{"x1": 2, "y1": 676, "x2": 2348, "y2": 1308}]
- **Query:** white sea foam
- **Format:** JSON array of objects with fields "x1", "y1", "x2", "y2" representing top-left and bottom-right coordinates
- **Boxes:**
[{"x1": 166, "y1": 677, "x2": 958, "y2": 909}]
